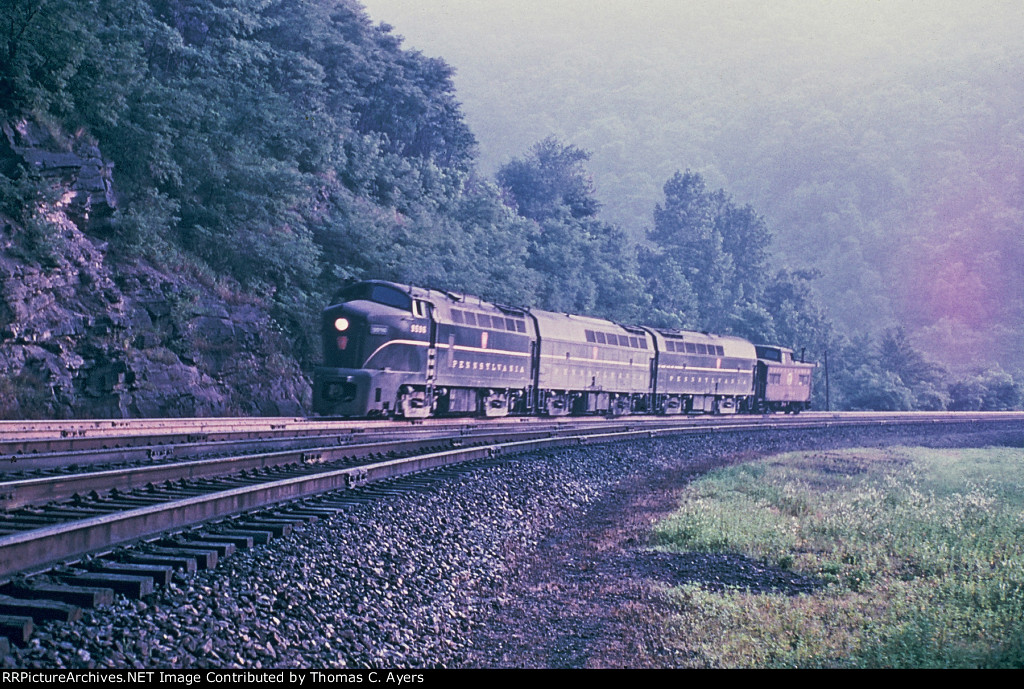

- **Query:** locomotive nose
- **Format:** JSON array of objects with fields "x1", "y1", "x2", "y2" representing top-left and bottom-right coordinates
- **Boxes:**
[{"x1": 322, "y1": 307, "x2": 365, "y2": 368}]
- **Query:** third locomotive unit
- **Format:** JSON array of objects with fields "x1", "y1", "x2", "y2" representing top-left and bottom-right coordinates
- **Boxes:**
[{"x1": 313, "y1": 280, "x2": 814, "y2": 418}]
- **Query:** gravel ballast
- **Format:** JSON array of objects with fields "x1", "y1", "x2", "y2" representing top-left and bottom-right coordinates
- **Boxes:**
[{"x1": 4, "y1": 422, "x2": 1022, "y2": 669}]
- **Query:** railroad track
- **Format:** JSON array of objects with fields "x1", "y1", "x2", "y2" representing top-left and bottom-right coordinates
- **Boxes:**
[
  {"x1": 0, "y1": 410, "x2": 1021, "y2": 653},
  {"x1": 1, "y1": 409, "x2": 1003, "y2": 456}
]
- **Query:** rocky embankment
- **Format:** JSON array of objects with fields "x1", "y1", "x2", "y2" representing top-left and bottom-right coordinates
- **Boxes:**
[
  {"x1": 0, "y1": 119, "x2": 310, "y2": 418},
  {"x1": 5, "y1": 423, "x2": 1020, "y2": 669}
]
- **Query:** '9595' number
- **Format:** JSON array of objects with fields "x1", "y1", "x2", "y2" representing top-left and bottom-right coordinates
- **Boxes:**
[{"x1": 410, "y1": 324, "x2": 428, "y2": 335}]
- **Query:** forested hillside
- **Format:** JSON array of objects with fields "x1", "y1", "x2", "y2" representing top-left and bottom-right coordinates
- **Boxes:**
[
  {"x1": 0, "y1": 0, "x2": 1019, "y2": 416},
  {"x1": 361, "y1": 0, "x2": 1024, "y2": 382}
]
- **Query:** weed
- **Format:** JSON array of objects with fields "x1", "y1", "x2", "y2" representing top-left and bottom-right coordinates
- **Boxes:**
[{"x1": 652, "y1": 446, "x2": 1024, "y2": 668}]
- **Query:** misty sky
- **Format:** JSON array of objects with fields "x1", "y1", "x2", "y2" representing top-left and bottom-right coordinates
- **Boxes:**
[{"x1": 359, "y1": 0, "x2": 1023, "y2": 175}]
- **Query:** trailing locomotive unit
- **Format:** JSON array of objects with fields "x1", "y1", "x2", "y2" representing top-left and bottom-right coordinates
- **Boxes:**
[
  {"x1": 646, "y1": 329, "x2": 756, "y2": 414},
  {"x1": 315, "y1": 281, "x2": 534, "y2": 418},
  {"x1": 531, "y1": 310, "x2": 655, "y2": 415}
]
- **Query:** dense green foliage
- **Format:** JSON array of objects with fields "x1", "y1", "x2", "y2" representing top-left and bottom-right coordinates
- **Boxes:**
[
  {"x1": 496, "y1": 137, "x2": 646, "y2": 322},
  {"x1": 1, "y1": 0, "x2": 1019, "y2": 411},
  {"x1": 3, "y1": 0, "x2": 502, "y2": 366}
]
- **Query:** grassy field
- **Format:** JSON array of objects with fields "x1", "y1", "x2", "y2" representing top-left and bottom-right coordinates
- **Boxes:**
[{"x1": 650, "y1": 446, "x2": 1024, "y2": 668}]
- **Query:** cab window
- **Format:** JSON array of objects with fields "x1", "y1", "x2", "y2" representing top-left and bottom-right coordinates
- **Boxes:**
[{"x1": 332, "y1": 283, "x2": 413, "y2": 311}]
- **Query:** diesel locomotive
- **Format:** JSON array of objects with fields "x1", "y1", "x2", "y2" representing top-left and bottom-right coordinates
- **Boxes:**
[{"x1": 313, "y1": 280, "x2": 814, "y2": 418}]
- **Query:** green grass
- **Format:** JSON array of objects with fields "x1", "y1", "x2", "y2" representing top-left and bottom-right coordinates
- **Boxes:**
[{"x1": 651, "y1": 446, "x2": 1024, "y2": 667}]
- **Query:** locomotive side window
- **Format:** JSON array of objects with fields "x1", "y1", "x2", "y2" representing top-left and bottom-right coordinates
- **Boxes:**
[
  {"x1": 412, "y1": 299, "x2": 428, "y2": 319},
  {"x1": 595, "y1": 332, "x2": 607, "y2": 344},
  {"x1": 464, "y1": 312, "x2": 477, "y2": 326},
  {"x1": 685, "y1": 342, "x2": 697, "y2": 353},
  {"x1": 515, "y1": 321, "x2": 526, "y2": 333},
  {"x1": 478, "y1": 314, "x2": 492, "y2": 328},
  {"x1": 452, "y1": 310, "x2": 464, "y2": 324},
  {"x1": 505, "y1": 318, "x2": 516, "y2": 331},
  {"x1": 695, "y1": 344, "x2": 708, "y2": 355},
  {"x1": 585, "y1": 330, "x2": 596, "y2": 343}
]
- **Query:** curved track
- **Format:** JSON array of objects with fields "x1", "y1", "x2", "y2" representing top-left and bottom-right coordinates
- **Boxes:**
[
  {"x1": 0, "y1": 410, "x2": 1021, "y2": 654},
  {"x1": 1, "y1": 411, "x2": 1021, "y2": 580}
]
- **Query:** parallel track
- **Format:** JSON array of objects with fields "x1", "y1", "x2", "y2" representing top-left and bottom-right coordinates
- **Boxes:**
[{"x1": 1, "y1": 411, "x2": 1022, "y2": 583}]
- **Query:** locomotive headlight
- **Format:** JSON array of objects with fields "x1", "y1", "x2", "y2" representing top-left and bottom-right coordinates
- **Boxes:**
[{"x1": 334, "y1": 317, "x2": 350, "y2": 332}]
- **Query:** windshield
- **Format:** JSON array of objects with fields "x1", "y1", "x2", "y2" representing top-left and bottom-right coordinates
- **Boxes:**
[{"x1": 332, "y1": 283, "x2": 412, "y2": 311}]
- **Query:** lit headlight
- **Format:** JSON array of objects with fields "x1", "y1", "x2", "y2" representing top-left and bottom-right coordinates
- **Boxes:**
[{"x1": 334, "y1": 317, "x2": 350, "y2": 332}]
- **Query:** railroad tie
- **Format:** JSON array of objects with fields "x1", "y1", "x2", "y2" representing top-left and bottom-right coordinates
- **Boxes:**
[
  {"x1": 146, "y1": 545, "x2": 219, "y2": 570},
  {"x1": 0, "y1": 615, "x2": 33, "y2": 645},
  {"x1": 217, "y1": 529, "x2": 274, "y2": 545},
  {"x1": 5, "y1": 582, "x2": 114, "y2": 609},
  {"x1": 0, "y1": 595, "x2": 81, "y2": 623},
  {"x1": 87, "y1": 561, "x2": 174, "y2": 587},
  {"x1": 236, "y1": 519, "x2": 294, "y2": 538},
  {"x1": 174, "y1": 536, "x2": 241, "y2": 556},
  {"x1": 56, "y1": 571, "x2": 154, "y2": 598},
  {"x1": 124, "y1": 553, "x2": 199, "y2": 574},
  {"x1": 194, "y1": 533, "x2": 253, "y2": 551}
]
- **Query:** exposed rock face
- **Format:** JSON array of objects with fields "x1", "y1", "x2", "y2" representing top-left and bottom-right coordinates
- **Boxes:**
[
  {"x1": 2, "y1": 120, "x2": 117, "y2": 234},
  {"x1": 0, "y1": 119, "x2": 311, "y2": 419}
]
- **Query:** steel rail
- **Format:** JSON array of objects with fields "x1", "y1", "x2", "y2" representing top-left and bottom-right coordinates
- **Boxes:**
[
  {"x1": 0, "y1": 421, "x2": 596, "y2": 474},
  {"x1": 0, "y1": 414, "x2": 638, "y2": 455},
  {"x1": 0, "y1": 412, "x2": 816, "y2": 458},
  {"x1": 0, "y1": 416, "x2": 801, "y2": 509},
  {"x1": 0, "y1": 427, "x2": 577, "y2": 510},
  {"x1": 2, "y1": 411, "x2": 1022, "y2": 474},
  {"x1": 1, "y1": 412, "x2": 1022, "y2": 581}
]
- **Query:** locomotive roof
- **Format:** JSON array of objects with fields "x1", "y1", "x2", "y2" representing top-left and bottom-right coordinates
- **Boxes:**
[
  {"x1": 650, "y1": 328, "x2": 756, "y2": 359},
  {"x1": 335, "y1": 280, "x2": 527, "y2": 315},
  {"x1": 528, "y1": 308, "x2": 644, "y2": 340}
]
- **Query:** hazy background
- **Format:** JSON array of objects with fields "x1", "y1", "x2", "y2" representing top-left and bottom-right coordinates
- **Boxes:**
[{"x1": 360, "y1": 0, "x2": 1024, "y2": 375}]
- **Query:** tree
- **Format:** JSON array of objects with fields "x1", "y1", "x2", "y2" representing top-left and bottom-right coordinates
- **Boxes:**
[
  {"x1": 877, "y1": 327, "x2": 944, "y2": 388},
  {"x1": 497, "y1": 136, "x2": 643, "y2": 319},
  {"x1": 949, "y1": 367, "x2": 1022, "y2": 411},
  {"x1": 714, "y1": 194, "x2": 773, "y2": 304},
  {"x1": 497, "y1": 136, "x2": 601, "y2": 222}
]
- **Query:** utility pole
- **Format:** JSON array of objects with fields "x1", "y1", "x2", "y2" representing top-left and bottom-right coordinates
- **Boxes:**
[{"x1": 824, "y1": 348, "x2": 831, "y2": 411}]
